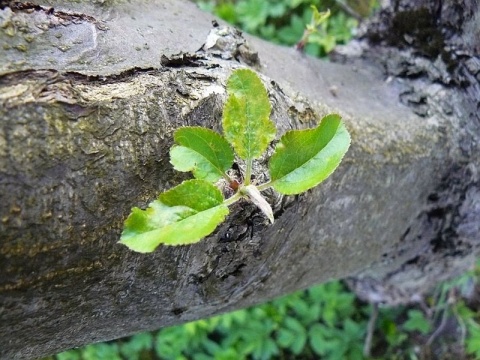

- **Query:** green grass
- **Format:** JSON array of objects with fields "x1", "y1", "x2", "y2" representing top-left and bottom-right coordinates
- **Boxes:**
[
  {"x1": 46, "y1": 263, "x2": 480, "y2": 359},
  {"x1": 48, "y1": 281, "x2": 367, "y2": 360}
]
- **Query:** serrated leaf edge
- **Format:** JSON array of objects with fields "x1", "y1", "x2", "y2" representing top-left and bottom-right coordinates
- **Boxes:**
[
  {"x1": 222, "y1": 69, "x2": 276, "y2": 161},
  {"x1": 171, "y1": 127, "x2": 234, "y2": 183},
  {"x1": 119, "y1": 204, "x2": 229, "y2": 252},
  {"x1": 270, "y1": 121, "x2": 350, "y2": 195},
  {"x1": 160, "y1": 179, "x2": 225, "y2": 210}
]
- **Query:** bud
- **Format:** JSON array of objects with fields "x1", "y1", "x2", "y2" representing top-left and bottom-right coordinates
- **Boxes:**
[{"x1": 243, "y1": 185, "x2": 274, "y2": 223}]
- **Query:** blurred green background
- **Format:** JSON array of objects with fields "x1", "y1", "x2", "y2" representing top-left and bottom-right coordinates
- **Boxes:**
[
  {"x1": 44, "y1": 265, "x2": 480, "y2": 359},
  {"x1": 44, "y1": 1, "x2": 480, "y2": 359},
  {"x1": 196, "y1": 0, "x2": 362, "y2": 57}
]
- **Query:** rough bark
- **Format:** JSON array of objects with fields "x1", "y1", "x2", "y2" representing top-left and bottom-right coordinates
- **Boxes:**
[{"x1": 0, "y1": 0, "x2": 479, "y2": 359}]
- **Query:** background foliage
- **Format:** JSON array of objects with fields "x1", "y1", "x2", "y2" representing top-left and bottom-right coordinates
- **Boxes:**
[
  {"x1": 197, "y1": 0, "x2": 360, "y2": 57},
  {"x1": 43, "y1": 1, "x2": 480, "y2": 359},
  {"x1": 46, "y1": 264, "x2": 480, "y2": 359}
]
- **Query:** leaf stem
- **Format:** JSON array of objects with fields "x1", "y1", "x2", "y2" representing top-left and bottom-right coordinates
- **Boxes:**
[
  {"x1": 244, "y1": 159, "x2": 253, "y2": 186},
  {"x1": 256, "y1": 181, "x2": 272, "y2": 192},
  {"x1": 223, "y1": 192, "x2": 242, "y2": 206}
]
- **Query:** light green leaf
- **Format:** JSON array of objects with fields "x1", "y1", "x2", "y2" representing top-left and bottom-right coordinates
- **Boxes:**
[
  {"x1": 311, "y1": 6, "x2": 330, "y2": 27},
  {"x1": 170, "y1": 127, "x2": 234, "y2": 183},
  {"x1": 269, "y1": 114, "x2": 350, "y2": 195},
  {"x1": 119, "y1": 180, "x2": 229, "y2": 252},
  {"x1": 222, "y1": 68, "x2": 276, "y2": 160}
]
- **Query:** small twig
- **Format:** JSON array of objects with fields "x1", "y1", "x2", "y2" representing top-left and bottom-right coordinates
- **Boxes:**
[
  {"x1": 448, "y1": 288, "x2": 468, "y2": 347},
  {"x1": 453, "y1": 305, "x2": 467, "y2": 346},
  {"x1": 426, "y1": 288, "x2": 456, "y2": 347},
  {"x1": 364, "y1": 303, "x2": 378, "y2": 358},
  {"x1": 426, "y1": 305, "x2": 449, "y2": 347},
  {"x1": 295, "y1": 29, "x2": 309, "y2": 52}
]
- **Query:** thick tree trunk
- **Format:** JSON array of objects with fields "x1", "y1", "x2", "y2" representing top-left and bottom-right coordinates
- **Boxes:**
[{"x1": 1, "y1": 0, "x2": 479, "y2": 359}]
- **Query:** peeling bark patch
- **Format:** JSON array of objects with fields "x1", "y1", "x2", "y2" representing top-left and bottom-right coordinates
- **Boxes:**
[
  {"x1": 0, "y1": 68, "x2": 163, "y2": 108},
  {"x1": 160, "y1": 53, "x2": 206, "y2": 68},
  {"x1": 3, "y1": 1, "x2": 107, "y2": 30},
  {"x1": 399, "y1": 88, "x2": 428, "y2": 116},
  {"x1": 287, "y1": 105, "x2": 318, "y2": 124},
  {"x1": 200, "y1": 26, "x2": 260, "y2": 68}
]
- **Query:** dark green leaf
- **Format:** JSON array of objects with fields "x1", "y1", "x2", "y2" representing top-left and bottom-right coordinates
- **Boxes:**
[
  {"x1": 170, "y1": 127, "x2": 234, "y2": 183},
  {"x1": 160, "y1": 179, "x2": 224, "y2": 211}
]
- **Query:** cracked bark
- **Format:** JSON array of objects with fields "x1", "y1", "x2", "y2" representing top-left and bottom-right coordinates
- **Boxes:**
[{"x1": 1, "y1": 0, "x2": 479, "y2": 359}]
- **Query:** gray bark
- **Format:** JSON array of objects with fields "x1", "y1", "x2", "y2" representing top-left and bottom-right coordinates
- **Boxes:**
[{"x1": 0, "y1": 0, "x2": 479, "y2": 359}]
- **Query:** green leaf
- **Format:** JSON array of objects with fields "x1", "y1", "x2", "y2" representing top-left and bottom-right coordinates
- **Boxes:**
[
  {"x1": 403, "y1": 310, "x2": 431, "y2": 335},
  {"x1": 269, "y1": 114, "x2": 350, "y2": 195},
  {"x1": 170, "y1": 127, "x2": 234, "y2": 183},
  {"x1": 236, "y1": 0, "x2": 269, "y2": 32},
  {"x1": 281, "y1": 317, "x2": 307, "y2": 355},
  {"x1": 119, "y1": 180, "x2": 229, "y2": 252},
  {"x1": 222, "y1": 69, "x2": 276, "y2": 160},
  {"x1": 466, "y1": 323, "x2": 480, "y2": 356},
  {"x1": 120, "y1": 333, "x2": 153, "y2": 360},
  {"x1": 160, "y1": 178, "x2": 224, "y2": 210},
  {"x1": 310, "y1": 6, "x2": 330, "y2": 27},
  {"x1": 276, "y1": 328, "x2": 296, "y2": 348},
  {"x1": 56, "y1": 350, "x2": 81, "y2": 360},
  {"x1": 277, "y1": 14, "x2": 306, "y2": 45},
  {"x1": 82, "y1": 344, "x2": 121, "y2": 360},
  {"x1": 308, "y1": 324, "x2": 327, "y2": 356}
]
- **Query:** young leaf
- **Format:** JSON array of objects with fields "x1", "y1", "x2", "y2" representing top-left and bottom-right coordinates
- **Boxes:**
[
  {"x1": 159, "y1": 178, "x2": 224, "y2": 210},
  {"x1": 222, "y1": 69, "x2": 276, "y2": 160},
  {"x1": 310, "y1": 6, "x2": 330, "y2": 28},
  {"x1": 170, "y1": 127, "x2": 234, "y2": 183},
  {"x1": 269, "y1": 114, "x2": 350, "y2": 195},
  {"x1": 119, "y1": 180, "x2": 229, "y2": 252}
]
